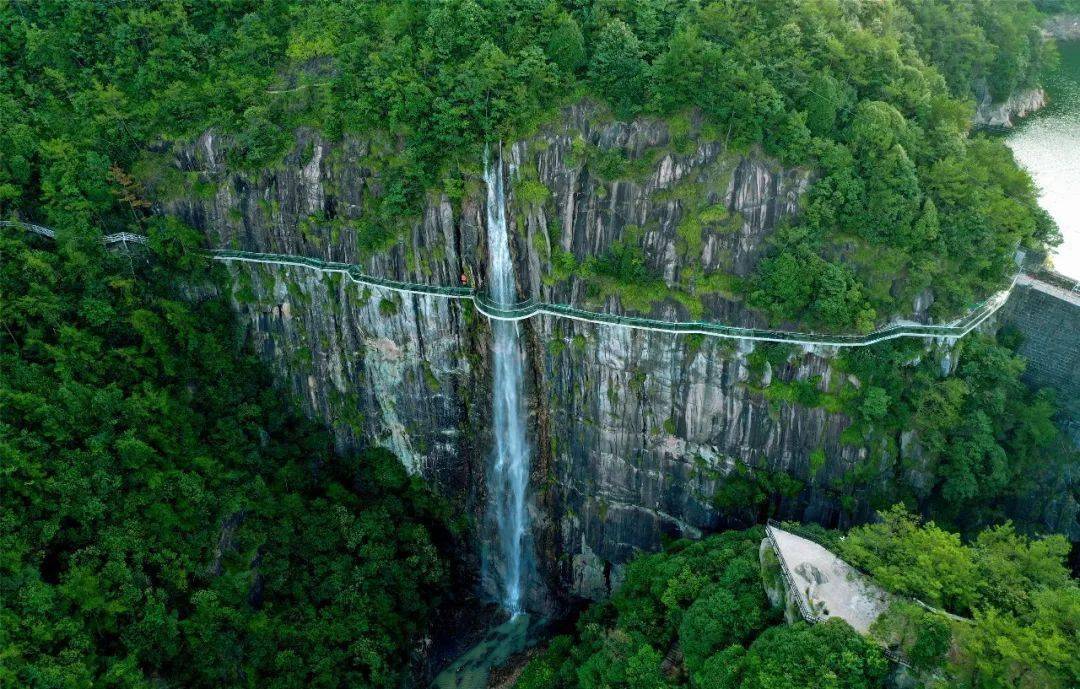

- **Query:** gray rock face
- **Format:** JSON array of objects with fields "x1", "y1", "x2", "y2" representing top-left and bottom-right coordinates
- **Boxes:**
[
  {"x1": 972, "y1": 82, "x2": 1047, "y2": 128},
  {"x1": 1044, "y1": 14, "x2": 1080, "y2": 40},
  {"x1": 158, "y1": 104, "x2": 935, "y2": 603},
  {"x1": 1000, "y1": 284, "x2": 1080, "y2": 445}
]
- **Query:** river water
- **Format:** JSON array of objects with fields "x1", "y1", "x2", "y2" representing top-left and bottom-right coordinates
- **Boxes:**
[{"x1": 1006, "y1": 40, "x2": 1080, "y2": 279}]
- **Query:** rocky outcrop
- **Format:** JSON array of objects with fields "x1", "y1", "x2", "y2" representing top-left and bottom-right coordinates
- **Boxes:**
[
  {"x1": 155, "y1": 103, "x2": 949, "y2": 606},
  {"x1": 1044, "y1": 14, "x2": 1080, "y2": 40},
  {"x1": 972, "y1": 82, "x2": 1047, "y2": 128}
]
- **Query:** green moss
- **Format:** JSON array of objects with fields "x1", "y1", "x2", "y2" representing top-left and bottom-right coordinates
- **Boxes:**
[
  {"x1": 684, "y1": 332, "x2": 706, "y2": 355},
  {"x1": 699, "y1": 203, "x2": 731, "y2": 227},
  {"x1": 532, "y1": 225, "x2": 550, "y2": 262},
  {"x1": 840, "y1": 425, "x2": 865, "y2": 446},
  {"x1": 764, "y1": 376, "x2": 823, "y2": 408},
  {"x1": 191, "y1": 176, "x2": 218, "y2": 200},
  {"x1": 677, "y1": 214, "x2": 703, "y2": 260},
  {"x1": 422, "y1": 362, "x2": 440, "y2": 391},
  {"x1": 667, "y1": 110, "x2": 695, "y2": 153},
  {"x1": 379, "y1": 297, "x2": 399, "y2": 317},
  {"x1": 515, "y1": 178, "x2": 551, "y2": 207}
]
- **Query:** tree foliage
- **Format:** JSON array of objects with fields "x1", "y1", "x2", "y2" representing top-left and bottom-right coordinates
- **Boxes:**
[
  {"x1": 515, "y1": 529, "x2": 891, "y2": 689},
  {"x1": 0, "y1": 227, "x2": 456, "y2": 688},
  {"x1": 841, "y1": 507, "x2": 1078, "y2": 688},
  {"x1": 834, "y1": 334, "x2": 1073, "y2": 533}
]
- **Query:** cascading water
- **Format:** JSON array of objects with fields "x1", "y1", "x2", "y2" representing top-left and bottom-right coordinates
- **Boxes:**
[{"x1": 483, "y1": 145, "x2": 532, "y2": 615}]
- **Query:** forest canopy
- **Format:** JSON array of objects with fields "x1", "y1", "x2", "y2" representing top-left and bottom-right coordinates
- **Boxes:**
[
  {"x1": 0, "y1": 225, "x2": 459, "y2": 688},
  {"x1": 515, "y1": 516, "x2": 1078, "y2": 689},
  {"x1": 0, "y1": 0, "x2": 1062, "y2": 331}
]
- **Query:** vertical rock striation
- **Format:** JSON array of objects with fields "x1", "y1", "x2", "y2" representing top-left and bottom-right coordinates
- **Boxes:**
[{"x1": 157, "y1": 103, "x2": 951, "y2": 601}]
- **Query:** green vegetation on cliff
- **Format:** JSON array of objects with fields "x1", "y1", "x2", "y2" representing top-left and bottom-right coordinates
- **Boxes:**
[
  {"x1": 841, "y1": 507, "x2": 1079, "y2": 688},
  {"x1": 835, "y1": 332, "x2": 1072, "y2": 532},
  {"x1": 719, "y1": 333, "x2": 1074, "y2": 538},
  {"x1": 897, "y1": 0, "x2": 1050, "y2": 100},
  {"x1": 516, "y1": 515, "x2": 1077, "y2": 689},
  {"x1": 515, "y1": 528, "x2": 890, "y2": 689},
  {"x1": 0, "y1": 227, "x2": 457, "y2": 688},
  {"x1": 0, "y1": 1, "x2": 1061, "y2": 331}
]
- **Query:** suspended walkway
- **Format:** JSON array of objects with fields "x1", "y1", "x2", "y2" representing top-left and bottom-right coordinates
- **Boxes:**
[
  {"x1": 4, "y1": 219, "x2": 1019, "y2": 348},
  {"x1": 209, "y1": 249, "x2": 1014, "y2": 348}
]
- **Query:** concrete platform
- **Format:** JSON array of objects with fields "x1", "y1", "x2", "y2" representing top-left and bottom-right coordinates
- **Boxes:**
[{"x1": 767, "y1": 525, "x2": 892, "y2": 634}]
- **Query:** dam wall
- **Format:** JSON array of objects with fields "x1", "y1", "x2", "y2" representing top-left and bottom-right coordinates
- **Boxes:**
[{"x1": 998, "y1": 275, "x2": 1080, "y2": 445}]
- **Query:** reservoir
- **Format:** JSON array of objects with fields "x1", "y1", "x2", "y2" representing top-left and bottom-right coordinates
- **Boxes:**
[{"x1": 1006, "y1": 40, "x2": 1080, "y2": 279}]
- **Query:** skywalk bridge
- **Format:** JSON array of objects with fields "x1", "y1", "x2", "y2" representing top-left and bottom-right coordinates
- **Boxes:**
[
  {"x1": 204, "y1": 250, "x2": 1017, "y2": 348},
  {"x1": 3, "y1": 219, "x2": 1054, "y2": 349}
]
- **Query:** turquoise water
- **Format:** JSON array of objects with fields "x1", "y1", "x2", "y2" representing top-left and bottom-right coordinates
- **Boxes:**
[
  {"x1": 1006, "y1": 40, "x2": 1080, "y2": 278},
  {"x1": 431, "y1": 614, "x2": 538, "y2": 689}
]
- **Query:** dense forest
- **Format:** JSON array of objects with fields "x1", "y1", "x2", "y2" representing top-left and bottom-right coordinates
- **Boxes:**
[
  {"x1": 1, "y1": 1, "x2": 1077, "y2": 688},
  {"x1": 516, "y1": 512, "x2": 1078, "y2": 689},
  {"x1": 0, "y1": 227, "x2": 461, "y2": 687},
  {"x1": 0, "y1": 0, "x2": 1063, "y2": 330}
]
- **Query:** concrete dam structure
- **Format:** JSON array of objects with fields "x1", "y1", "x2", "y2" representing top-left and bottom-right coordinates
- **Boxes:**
[{"x1": 998, "y1": 273, "x2": 1080, "y2": 445}]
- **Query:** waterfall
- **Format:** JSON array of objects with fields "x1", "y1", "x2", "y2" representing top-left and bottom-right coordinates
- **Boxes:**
[{"x1": 484, "y1": 144, "x2": 532, "y2": 615}]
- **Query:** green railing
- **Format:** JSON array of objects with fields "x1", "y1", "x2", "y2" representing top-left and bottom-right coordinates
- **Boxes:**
[
  {"x1": 211, "y1": 249, "x2": 1013, "y2": 347},
  {"x1": 211, "y1": 249, "x2": 473, "y2": 298},
  {"x1": 3, "y1": 219, "x2": 1019, "y2": 348}
]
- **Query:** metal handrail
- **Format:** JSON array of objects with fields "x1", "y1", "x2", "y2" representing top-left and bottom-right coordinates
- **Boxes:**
[
  {"x1": 210, "y1": 249, "x2": 1017, "y2": 347},
  {"x1": 3, "y1": 219, "x2": 1024, "y2": 347},
  {"x1": 764, "y1": 522, "x2": 822, "y2": 624},
  {"x1": 2, "y1": 220, "x2": 147, "y2": 245}
]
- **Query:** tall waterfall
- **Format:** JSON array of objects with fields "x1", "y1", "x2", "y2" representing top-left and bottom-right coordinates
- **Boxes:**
[{"x1": 484, "y1": 145, "x2": 532, "y2": 615}]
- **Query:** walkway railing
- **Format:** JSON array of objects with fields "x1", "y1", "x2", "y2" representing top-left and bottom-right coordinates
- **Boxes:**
[
  {"x1": 1, "y1": 220, "x2": 147, "y2": 245},
  {"x1": 764, "y1": 522, "x2": 823, "y2": 624},
  {"x1": 211, "y1": 249, "x2": 1015, "y2": 347},
  {"x1": 767, "y1": 520, "x2": 972, "y2": 623},
  {"x1": 3, "y1": 219, "x2": 1022, "y2": 347},
  {"x1": 1026, "y1": 270, "x2": 1080, "y2": 294}
]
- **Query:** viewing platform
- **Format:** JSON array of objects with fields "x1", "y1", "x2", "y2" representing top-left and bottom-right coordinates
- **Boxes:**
[{"x1": 763, "y1": 522, "x2": 892, "y2": 634}]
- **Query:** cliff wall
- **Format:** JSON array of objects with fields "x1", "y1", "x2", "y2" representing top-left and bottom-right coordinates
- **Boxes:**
[
  {"x1": 1044, "y1": 14, "x2": 1080, "y2": 40},
  {"x1": 972, "y1": 82, "x2": 1047, "y2": 127},
  {"x1": 155, "y1": 103, "x2": 1021, "y2": 604}
]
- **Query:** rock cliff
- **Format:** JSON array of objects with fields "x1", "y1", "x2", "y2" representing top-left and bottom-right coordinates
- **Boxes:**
[
  {"x1": 972, "y1": 82, "x2": 1047, "y2": 128},
  {"x1": 1044, "y1": 14, "x2": 1080, "y2": 40},
  {"x1": 156, "y1": 103, "x2": 960, "y2": 605}
]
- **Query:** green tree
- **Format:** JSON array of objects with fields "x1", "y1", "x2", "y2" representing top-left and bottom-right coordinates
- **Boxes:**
[
  {"x1": 679, "y1": 586, "x2": 768, "y2": 673},
  {"x1": 734, "y1": 620, "x2": 889, "y2": 689},
  {"x1": 589, "y1": 20, "x2": 649, "y2": 117}
]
